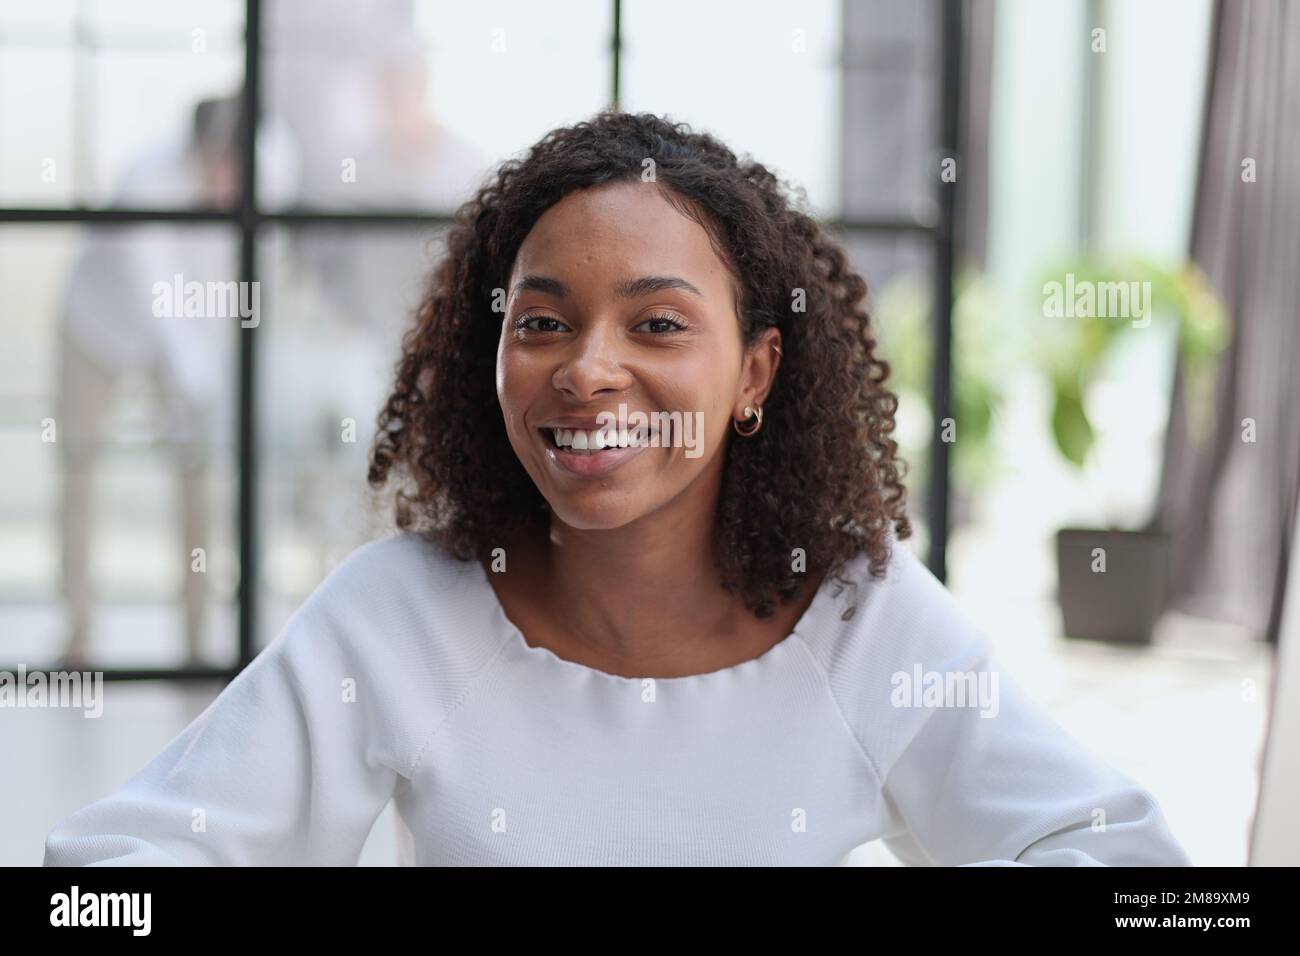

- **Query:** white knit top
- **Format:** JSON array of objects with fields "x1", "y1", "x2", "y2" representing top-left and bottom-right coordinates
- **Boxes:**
[{"x1": 44, "y1": 532, "x2": 1191, "y2": 866}]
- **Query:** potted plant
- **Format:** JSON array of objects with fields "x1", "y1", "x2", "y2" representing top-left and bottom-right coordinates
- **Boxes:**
[{"x1": 1037, "y1": 256, "x2": 1229, "y2": 642}]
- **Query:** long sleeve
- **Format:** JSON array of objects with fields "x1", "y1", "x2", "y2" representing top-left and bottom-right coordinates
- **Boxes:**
[
  {"x1": 44, "y1": 578, "x2": 406, "y2": 866},
  {"x1": 877, "y1": 635, "x2": 1192, "y2": 867},
  {"x1": 804, "y1": 538, "x2": 1193, "y2": 868}
]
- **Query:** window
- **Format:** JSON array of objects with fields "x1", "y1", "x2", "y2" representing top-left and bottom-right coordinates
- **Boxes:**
[{"x1": 0, "y1": 0, "x2": 959, "y2": 680}]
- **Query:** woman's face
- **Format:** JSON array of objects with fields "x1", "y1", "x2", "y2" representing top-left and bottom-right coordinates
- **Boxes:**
[{"x1": 497, "y1": 180, "x2": 776, "y2": 533}]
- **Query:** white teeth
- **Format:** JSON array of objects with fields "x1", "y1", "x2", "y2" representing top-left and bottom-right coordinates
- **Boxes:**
[{"x1": 548, "y1": 426, "x2": 628, "y2": 451}]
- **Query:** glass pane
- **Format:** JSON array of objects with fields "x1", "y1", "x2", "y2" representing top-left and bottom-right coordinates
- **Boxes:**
[
  {"x1": 0, "y1": 1, "x2": 246, "y2": 208},
  {"x1": 263, "y1": 0, "x2": 611, "y2": 212},
  {"x1": 256, "y1": 224, "x2": 444, "y2": 648},
  {"x1": 621, "y1": 0, "x2": 843, "y2": 218},
  {"x1": 81, "y1": 0, "x2": 244, "y2": 36},
  {"x1": 0, "y1": 0, "x2": 77, "y2": 28},
  {"x1": 0, "y1": 46, "x2": 77, "y2": 206},
  {"x1": 0, "y1": 224, "x2": 240, "y2": 668}
]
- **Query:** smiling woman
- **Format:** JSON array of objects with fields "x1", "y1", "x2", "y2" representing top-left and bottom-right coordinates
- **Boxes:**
[
  {"x1": 43, "y1": 111, "x2": 1192, "y2": 867},
  {"x1": 368, "y1": 110, "x2": 911, "y2": 630}
]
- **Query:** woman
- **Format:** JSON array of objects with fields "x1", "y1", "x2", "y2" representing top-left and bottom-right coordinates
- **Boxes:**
[{"x1": 44, "y1": 111, "x2": 1191, "y2": 866}]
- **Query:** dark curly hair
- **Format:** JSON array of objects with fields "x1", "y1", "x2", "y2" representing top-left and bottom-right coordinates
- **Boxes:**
[{"x1": 368, "y1": 110, "x2": 911, "y2": 619}]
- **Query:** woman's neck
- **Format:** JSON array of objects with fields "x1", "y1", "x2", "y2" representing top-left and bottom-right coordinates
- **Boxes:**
[{"x1": 491, "y1": 510, "x2": 816, "y2": 679}]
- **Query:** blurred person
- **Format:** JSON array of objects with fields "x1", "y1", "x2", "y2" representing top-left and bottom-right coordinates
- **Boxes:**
[
  {"x1": 56, "y1": 95, "x2": 295, "y2": 666},
  {"x1": 266, "y1": 0, "x2": 488, "y2": 335},
  {"x1": 266, "y1": 0, "x2": 487, "y2": 213},
  {"x1": 266, "y1": 0, "x2": 488, "y2": 329}
]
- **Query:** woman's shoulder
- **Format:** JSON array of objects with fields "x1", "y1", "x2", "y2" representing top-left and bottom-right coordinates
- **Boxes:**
[
  {"x1": 268, "y1": 532, "x2": 508, "y2": 693},
  {"x1": 805, "y1": 536, "x2": 992, "y2": 668},
  {"x1": 312, "y1": 531, "x2": 479, "y2": 603},
  {"x1": 281, "y1": 532, "x2": 474, "y2": 630},
  {"x1": 798, "y1": 537, "x2": 996, "y2": 774}
]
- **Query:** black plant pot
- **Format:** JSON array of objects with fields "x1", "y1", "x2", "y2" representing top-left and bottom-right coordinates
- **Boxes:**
[{"x1": 1056, "y1": 528, "x2": 1171, "y2": 643}]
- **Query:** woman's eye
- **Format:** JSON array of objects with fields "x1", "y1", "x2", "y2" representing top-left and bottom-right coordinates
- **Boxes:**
[
  {"x1": 516, "y1": 314, "x2": 568, "y2": 333},
  {"x1": 636, "y1": 313, "x2": 688, "y2": 334},
  {"x1": 515, "y1": 312, "x2": 685, "y2": 335}
]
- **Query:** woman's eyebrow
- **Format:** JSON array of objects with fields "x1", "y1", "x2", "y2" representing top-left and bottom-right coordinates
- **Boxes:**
[
  {"x1": 509, "y1": 274, "x2": 705, "y2": 300},
  {"x1": 616, "y1": 275, "x2": 705, "y2": 299},
  {"x1": 510, "y1": 274, "x2": 568, "y2": 299}
]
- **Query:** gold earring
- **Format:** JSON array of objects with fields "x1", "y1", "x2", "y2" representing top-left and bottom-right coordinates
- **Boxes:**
[{"x1": 733, "y1": 404, "x2": 763, "y2": 437}]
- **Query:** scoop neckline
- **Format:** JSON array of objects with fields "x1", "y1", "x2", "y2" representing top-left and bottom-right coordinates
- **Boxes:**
[{"x1": 472, "y1": 556, "x2": 838, "y2": 685}]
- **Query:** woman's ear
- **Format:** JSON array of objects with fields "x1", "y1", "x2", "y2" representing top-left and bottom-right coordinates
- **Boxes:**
[{"x1": 736, "y1": 326, "x2": 783, "y2": 413}]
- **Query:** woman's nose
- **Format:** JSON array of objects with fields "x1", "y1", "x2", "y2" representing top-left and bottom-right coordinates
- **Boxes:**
[{"x1": 551, "y1": 326, "x2": 634, "y2": 400}]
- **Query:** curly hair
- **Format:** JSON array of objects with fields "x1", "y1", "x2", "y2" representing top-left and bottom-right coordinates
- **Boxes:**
[{"x1": 368, "y1": 110, "x2": 911, "y2": 619}]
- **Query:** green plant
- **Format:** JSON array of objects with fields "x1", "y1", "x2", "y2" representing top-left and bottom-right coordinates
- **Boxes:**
[{"x1": 1035, "y1": 256, "x2": 1230, "y2": 467}]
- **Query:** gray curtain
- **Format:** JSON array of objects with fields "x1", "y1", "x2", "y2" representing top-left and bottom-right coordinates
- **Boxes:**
[{"x1": 1153, "y1": 0, "x2": 1300, "y2": 644}]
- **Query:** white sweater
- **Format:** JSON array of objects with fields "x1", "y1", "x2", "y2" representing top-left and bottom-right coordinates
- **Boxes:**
[{"x1": 44, "y1": 532, "x2": 1192, "y2": 866}]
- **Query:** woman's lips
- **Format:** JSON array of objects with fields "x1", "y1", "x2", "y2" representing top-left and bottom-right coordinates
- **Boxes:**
[{"x1": 539, "y1": 430, "x2": 651, "y2": 478}]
